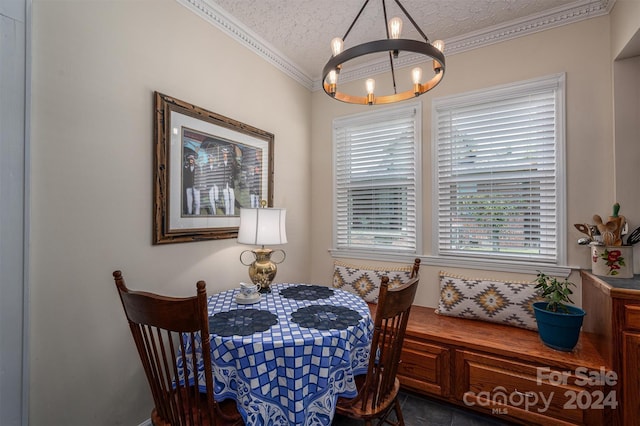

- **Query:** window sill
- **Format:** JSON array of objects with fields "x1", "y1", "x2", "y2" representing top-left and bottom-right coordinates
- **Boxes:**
[{"x1": 329, "y1": 249, "x2": 574, "y2": 278}]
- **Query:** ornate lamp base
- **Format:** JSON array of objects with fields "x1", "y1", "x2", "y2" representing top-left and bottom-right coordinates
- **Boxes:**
[{"x1": 241, "y1": 248, "x2": 286, "y2": 293}]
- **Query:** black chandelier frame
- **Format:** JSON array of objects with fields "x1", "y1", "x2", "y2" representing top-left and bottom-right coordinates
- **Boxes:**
[{"x1": 322, "y1": 0, "x2": 446, "y2": 105}]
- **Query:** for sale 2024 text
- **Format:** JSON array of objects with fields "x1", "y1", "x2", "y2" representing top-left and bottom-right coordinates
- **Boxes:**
[{"x1": 463, "y1": 367, "x2": 618, "y2": 414}]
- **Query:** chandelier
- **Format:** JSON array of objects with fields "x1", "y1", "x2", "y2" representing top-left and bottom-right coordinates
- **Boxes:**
[{"x1": 322, "y1": 0, "x2": 445, "y2": 106}]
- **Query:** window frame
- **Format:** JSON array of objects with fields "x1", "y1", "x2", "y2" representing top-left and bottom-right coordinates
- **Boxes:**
[
  {"x1": 430, "y1": 73, "x2": 568, "y2": 275},
  {"x1": 330, "y1": 102, "x2": 422, "y2": 262}
]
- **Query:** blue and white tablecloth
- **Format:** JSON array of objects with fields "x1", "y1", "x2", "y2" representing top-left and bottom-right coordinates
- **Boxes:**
[{"x1": 181, "y1": 283, "x2": 373, "y2": 426}]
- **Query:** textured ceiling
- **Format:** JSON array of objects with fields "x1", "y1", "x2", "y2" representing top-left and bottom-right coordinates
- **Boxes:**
[{"x1": 181, "y1": 0, "x2": 613, "y2": 88}]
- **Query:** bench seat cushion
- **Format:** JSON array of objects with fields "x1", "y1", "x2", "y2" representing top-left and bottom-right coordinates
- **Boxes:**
[{"x1": 436, "y1": 271, "x2": 543, "y2": 330}]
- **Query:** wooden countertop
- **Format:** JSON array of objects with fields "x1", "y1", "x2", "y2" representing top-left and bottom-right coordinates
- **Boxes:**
[{"x1": 581, "y1": 270, "x2": 640, "y2": 300}]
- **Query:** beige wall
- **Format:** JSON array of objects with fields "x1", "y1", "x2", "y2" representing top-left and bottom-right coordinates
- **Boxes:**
[
  {"x1": 610, "y1": 0, "x2": 640, "y2": 59},
  {"x1": 30, "y1": 0, "x2": 310, "y2": 424},
  {"x1": 613, "y1": 56, "x2": 640, "y2": 272},
  {"x1": 611, "y1": 1, "x2": 640, "y2": 277},
  {"x1": 310, "y1": 16, "x2": 615, "y2": 308}
]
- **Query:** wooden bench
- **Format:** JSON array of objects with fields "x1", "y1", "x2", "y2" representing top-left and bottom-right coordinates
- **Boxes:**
[{"x1": 395, "y1": 305, "x2": 614, "y2": 426}]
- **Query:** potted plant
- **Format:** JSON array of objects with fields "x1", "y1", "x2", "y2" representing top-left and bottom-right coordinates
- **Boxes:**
[{"x1": 532, "y1": 272, "x2": 586, "y2": 352}]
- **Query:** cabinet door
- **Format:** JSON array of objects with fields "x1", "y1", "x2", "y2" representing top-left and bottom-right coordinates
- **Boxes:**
[
  {"x1": 624, "y1": 305, "x2": 640, "y2": 332},
  {"x1": 456, "y1": 351, "x2": 608, "y2": 425},
  {"x1": 623, "y1": 332, "x2": 640, "y2": 424},
  {"x1": 398, "y1": 338, "x2": 451, "y2": 397}
]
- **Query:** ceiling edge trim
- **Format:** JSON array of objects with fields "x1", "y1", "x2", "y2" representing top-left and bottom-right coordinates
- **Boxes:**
[{"x1": 176, "y1": 0, "x2": 613, "y2": 93}]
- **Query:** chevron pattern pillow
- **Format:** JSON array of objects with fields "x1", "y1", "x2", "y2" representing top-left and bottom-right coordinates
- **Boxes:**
[
  {"x1": 332, "y1": 261, "x2": 414, "y2": 303},
  {"x1": 436, "y1": 271, "x2": 544, "y2": 330}
]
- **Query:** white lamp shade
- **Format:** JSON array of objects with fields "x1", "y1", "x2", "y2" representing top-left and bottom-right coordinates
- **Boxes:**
[{"x1": 238, "y1": 208, "x2": 287, "y2": 246}]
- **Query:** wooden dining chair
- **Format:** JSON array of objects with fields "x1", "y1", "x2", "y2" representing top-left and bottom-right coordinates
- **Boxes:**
[
  {"x1": 335, "y1": 272, "x2": 420, "y2": 426},
  {"x1": 112, "y1": 271, "x2": 242, "y2": 426}
]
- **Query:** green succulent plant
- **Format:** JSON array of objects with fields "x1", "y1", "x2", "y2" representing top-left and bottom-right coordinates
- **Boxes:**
[{"x1": 534, "y1": 271, "x2": 576, "y2": 313}]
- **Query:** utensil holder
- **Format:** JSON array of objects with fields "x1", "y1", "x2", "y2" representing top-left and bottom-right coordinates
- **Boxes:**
[{"x1": 591, "y1": 245, "x2": 634, "y2": 278}]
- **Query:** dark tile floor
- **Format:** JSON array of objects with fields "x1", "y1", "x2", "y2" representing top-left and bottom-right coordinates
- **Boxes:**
[{"x1": 332, "y1": 390, "x2": 517, "y2": 426}]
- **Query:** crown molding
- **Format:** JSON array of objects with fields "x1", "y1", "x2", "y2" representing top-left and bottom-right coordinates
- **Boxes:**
[
  {"x1": 176, "y1": 0, "x2": 313, "y2": 89},
  {"x1": 443, "y1": 0, "x2": 614, "y2": 56},
  {"x1": 177, "y1": 0, "x2": 614, "y2": 92}
]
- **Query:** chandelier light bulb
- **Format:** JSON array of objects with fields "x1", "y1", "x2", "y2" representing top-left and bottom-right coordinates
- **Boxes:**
[
  {"x1": 328, "y1": 69, "x2": 338, "y2": 96},
  {"x1": 365, "y1": 78, "x2": 375, "y2": 105},
  {"x1": 328, "y1": 69, "x2": 338, "y2": 85},
  {"x1": 411, "y1": 67, "x2": 423, "y2": 95},
  {"x1": 388, "y1": 17, "x2": 403, "y2": 39},
  {"x1": 331, "y1": 37, "x2": 344, "y2": 56},
  {"x1": 411, "y1": 67, "x2": 423, "y2": 85},
  {"x1": 365, "y1": 78, "x2": 375, "y2": 94},
  {"x1": 432, "y1": 40, "x2": 445, "y2": 73}
]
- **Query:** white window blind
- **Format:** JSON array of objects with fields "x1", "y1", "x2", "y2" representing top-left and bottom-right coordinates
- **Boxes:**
[
  {"x1": 433, "y1": 74, "x2": 565, "y2": 264},
  {"x1": 334, "y1": 103, "x2": 421, "y2": 255}
]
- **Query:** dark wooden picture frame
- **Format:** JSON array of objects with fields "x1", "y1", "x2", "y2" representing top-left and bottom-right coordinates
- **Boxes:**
[{"x1": 153, "y1": 92, "x2": 274, "y2": 244}]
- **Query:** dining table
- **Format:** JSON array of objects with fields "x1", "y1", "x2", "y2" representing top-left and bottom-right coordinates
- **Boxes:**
[{"x1": 179, "y1": 282, "x2": 374, "y2": 426}]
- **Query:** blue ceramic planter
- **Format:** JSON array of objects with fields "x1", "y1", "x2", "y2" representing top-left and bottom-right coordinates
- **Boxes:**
[{"x1": 533, "y1": 302, "x2": 586, "y2": 352}]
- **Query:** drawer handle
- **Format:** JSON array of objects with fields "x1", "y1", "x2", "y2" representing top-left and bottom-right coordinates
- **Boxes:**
[{"x1": 514, "y1": 389, "x2": 535, "y2": 398}]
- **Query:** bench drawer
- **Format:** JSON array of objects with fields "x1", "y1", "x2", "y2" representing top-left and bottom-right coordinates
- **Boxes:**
[
  {"x1": 398, "y1": 338, "x2": 451, "y2": 397},
  {"x1": 456, "y1": 351, "x2": 607, "y2": 425}
]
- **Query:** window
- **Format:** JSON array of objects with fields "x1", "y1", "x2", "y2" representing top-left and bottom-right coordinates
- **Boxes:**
[
  {"x1": 433, "y1": 74, "x2": 566, "y2": 265},
  {"x1": 333, "y1": 103, "x2": 421, "y2": 257}
]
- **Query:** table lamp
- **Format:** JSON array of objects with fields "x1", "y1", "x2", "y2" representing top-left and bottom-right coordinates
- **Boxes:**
[{"x1": 238, "y1": 204, "x2": 287, "y2": 293}]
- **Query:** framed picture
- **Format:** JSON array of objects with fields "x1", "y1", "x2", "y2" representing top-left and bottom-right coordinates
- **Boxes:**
[{"x1": 153, "y1": 92, "x2": 274, "y2": 244}]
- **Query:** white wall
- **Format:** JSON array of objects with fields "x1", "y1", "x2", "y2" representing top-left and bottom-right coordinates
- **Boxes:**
[
  {"x1": 310, "y1": 16, "x2": 615, "y2": 308},
  {"x1": 30, "y1": 0, "x2": 311, "y2": 424}
]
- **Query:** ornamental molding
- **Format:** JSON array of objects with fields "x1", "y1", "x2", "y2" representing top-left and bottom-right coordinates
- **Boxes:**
[{"x1": 177, "y1": 0, "x2": 614, "y2": 92}]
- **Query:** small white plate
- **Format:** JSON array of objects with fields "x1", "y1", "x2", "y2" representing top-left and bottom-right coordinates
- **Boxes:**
[{"x1": 236, "y1": 293, "x2": 261, "y2": 305}]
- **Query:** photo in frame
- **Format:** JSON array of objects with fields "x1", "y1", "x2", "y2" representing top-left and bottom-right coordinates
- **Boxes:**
[{"x1": 153, "y1": 92, "x2": 274, "y2": 244}]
